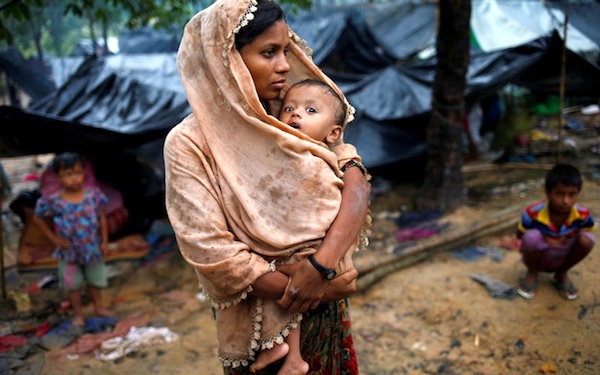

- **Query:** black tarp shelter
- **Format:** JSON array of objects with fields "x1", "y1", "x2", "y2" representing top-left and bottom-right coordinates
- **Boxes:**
[{"x1": 1, "y1": 0, "x2": 600, "y2": 169}]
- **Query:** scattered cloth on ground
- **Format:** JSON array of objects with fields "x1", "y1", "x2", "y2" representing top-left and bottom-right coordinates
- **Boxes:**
[
  {"x1": 394, "y1": 210, "x2": 442, "y2": 228},
  {"x1": 96, "y1": 326, "x2": 179, "y2": 361},
  {"x1": 25, "y1": 274, "x2": 58, "y2": 294},
  {"x1": 85, "y1": 316, "x2": 120, "y2": 334},
  {"x1": 393, "y1": 210, "x2": 450, "y2": 245},
  {"x1": 38, "y1": 326, "x2": 83, "y2": 350},
  {"x1": 394, "y1": 227, "x2": 438, "y2": 242},
  {"x1": 450, "y1": 246, "x2": 504, "y2": 262},
  {"x1": 62, "y1": 312, "x2": 150, "y2": 356},
  {"x1": 499, "y1": 235, "x2": 521, "y2": 251},
  {"x1": 0, "y1": 336, "x2": 27, "y2": 353},
  {"x1": 451, "y1": 247, "x2": 489, "y2": 262},
  {"x1": 469, "y1": 273, "x2": 517, "y2": 299}
]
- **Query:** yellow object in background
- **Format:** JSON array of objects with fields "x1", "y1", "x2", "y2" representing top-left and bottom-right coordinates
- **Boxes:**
[{"x1": 9, "y1": 291, "x2": 31, "y2": 313}]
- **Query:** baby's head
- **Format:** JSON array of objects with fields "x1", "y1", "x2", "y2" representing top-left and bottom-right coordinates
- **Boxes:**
[{"x1": 279, "y1": 79, "x2": 347, "y2": 144}]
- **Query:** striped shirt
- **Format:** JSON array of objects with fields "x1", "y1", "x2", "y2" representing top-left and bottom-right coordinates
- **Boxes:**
[{"x1": 518, "y1": 200, "x2": 596, "y2": 239}]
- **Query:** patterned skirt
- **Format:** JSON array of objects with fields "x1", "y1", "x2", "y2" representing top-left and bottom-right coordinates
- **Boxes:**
[{"x1": 224, "y1": 298, "x2": 359, "y2": 375}]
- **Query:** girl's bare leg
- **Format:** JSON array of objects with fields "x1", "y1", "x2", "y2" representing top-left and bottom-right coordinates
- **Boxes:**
[
  {"x1": 87, "y1": 285, "x2": 116, "y2": 317},
  {"x1": 68, "y1": 290, "x2": 85, "y2": 326}
]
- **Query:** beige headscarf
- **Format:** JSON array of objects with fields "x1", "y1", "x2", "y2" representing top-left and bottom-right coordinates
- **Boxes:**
[{"x1": 164, "y1": 0, "x2": 361, "y2": 367}]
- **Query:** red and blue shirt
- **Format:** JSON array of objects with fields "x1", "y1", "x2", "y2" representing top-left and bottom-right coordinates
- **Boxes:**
[{"x1": 518, "y1": 199, "x2": 596, "y2": 239}]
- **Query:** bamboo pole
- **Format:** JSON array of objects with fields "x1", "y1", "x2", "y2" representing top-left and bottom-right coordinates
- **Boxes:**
[
  {"x1": 0, "y1": 196, "x2": 5, "y2": 300},
  {"x1": 462, "y1": 162, "x2": 554, "y2": 173},
  {"x1": 557, "y1": 10, "x2": 569, "y2": 164},
  {"x1": 356, "y1": 200, "x2": 536, "y2": 291}
]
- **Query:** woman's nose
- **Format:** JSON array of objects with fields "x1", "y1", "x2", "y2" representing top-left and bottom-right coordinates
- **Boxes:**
[{"x1": 276, "y1": 54, "x2": 290, "y2": 73}]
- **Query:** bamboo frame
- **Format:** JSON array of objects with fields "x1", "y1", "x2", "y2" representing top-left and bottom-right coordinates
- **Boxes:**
[{"x1": 356, "y1": 200, "x2": 536, "y2": 291}]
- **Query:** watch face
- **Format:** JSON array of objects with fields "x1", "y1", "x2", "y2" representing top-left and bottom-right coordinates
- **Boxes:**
[{"x1": 325, "y1": 270, "x2": 336, "y2": 280}]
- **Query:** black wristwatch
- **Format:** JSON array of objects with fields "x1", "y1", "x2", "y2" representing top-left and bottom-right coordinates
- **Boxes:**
[{"x1": 308, "y1": 254, "x2": 337, "y2": 280}]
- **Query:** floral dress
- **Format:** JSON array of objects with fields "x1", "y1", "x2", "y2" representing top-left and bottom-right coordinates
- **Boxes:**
[{"x1": 34, "y1": 187, "x2": 108, "y2": 265}]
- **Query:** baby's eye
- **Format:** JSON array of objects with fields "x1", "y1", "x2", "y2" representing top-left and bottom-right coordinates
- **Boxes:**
[
  {"x1": 307, "y1": 107, "x2": 316, "y2": 113},
  {"x1": 284, "y1": 106, "x2": 294, "y2": 112}
]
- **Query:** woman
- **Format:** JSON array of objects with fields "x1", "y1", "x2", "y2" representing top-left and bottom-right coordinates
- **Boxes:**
[{"x1": 164, "y1": 0, "x2": 370, "y2": 373}]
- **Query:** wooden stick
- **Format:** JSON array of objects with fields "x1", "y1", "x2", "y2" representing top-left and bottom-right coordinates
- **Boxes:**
[
  {"x1": 0, "y1": 197, "x2": 5, "y2": 300},
  {"x1": 557, "y1": 10, "x2": 569, "y2": 164},
  {"x1": 356, "y1": 200, "x2": 535, "y2": 291},
  {"x1": 462, "y1": 163, "x2": 554, "y2": 173}
]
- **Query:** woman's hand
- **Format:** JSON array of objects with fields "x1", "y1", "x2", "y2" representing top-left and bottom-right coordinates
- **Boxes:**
[
  {"x1": 276, "y1": 260, "x2": 329, "y2": 313},
  {"x1": 323, "y1": 267, "x2": 358, "y2": 302}
]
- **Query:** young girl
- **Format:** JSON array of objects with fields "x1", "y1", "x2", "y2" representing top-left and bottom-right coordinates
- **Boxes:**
[{"x1": 33, "y1": 152, "x2": 115, "y2": 326}]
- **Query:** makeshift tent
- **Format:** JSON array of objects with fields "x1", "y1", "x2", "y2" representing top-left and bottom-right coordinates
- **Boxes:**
[{"x1": 2, "y1": 0, "x2": 600, "y2": 168}]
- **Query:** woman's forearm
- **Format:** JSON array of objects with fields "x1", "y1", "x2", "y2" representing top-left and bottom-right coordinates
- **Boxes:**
[{"x1": 312, "y1": 166, "x2": 370, "y2": 268}]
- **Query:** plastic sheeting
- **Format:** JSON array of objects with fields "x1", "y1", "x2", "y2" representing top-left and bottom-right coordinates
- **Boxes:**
[
  {"x1": 2, "y1": 1, "x2": 600, "y2": 168},
  {"x1": 29, "y1": 55, "x2": 189, "y2": 135},
  {"x1": 471, "y1": 0, "x2": 599, "y2": 63}
]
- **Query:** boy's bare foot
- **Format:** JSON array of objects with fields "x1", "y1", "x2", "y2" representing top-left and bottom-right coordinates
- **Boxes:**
[
  {"x1": 250, "y1": 343, "x2": 289, "y2": 373},
  {"x1": 72, "y1": 315, "x2": 85, "y2": 327},
  {"x1": 95, "y1": 307, "x2": 117, "y2": 317},
  {"x1": 276, "y1": 357, "x2": 309, "y2": 375}
]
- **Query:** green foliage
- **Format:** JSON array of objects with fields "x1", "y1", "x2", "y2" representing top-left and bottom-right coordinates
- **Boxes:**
[{"x1": 1, "y1": 0, "x2": 313, "y2": 57}]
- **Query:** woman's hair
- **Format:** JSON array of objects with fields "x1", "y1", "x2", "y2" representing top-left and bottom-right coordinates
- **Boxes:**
[
  {"x1": 545, "y1": 164, "x2": 582, "y2": 192},
  {"x1": 235, "y1": 0, "x2": 286, "y2": 51},
  {"x1": 52, "y1": 152, "x2": 86, "y2": 174},
  {"x1": 290, "y1": 79, "x2": 348, "y2": 126}
]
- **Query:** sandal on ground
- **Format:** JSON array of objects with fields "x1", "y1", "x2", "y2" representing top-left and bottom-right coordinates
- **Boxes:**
[
  {"x1": 516, "y1": 275, "x2": 538, "y2": 299},
  {"x1": 551, "y1": 278, "x2": 579, "y2": 300}
]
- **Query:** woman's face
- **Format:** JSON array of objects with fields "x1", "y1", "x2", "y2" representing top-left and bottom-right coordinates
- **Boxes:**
[{"x1": 239, "y1": 20, "x2": 290, "y2": 101}]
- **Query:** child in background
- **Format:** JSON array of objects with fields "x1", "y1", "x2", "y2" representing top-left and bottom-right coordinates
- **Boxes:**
[
  {"x1": 33, "y1": 152, "x2": 115, "y2": 326},
  {"x1": 249, "y1": 79, "x2": 365, "y2": 374},
  {"x1": 516, "y1": 164, "x2": 596, "y2": 300}
]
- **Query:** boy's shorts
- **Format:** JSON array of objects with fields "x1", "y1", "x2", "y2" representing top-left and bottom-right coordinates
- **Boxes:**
[
  {"x1": 520, "y1": 229, "x2": 595, "y2": 271},
  {"x1": 58, "y1": 260, "x2": 108, "y2": 291}
]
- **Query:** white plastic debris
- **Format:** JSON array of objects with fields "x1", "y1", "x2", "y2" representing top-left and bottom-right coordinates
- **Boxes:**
[
  {"x1": 581, "y1": 104, "x2": 599, "y2": 115},
  {"x1": 95, "y1": 326, "x2": 179, "y2": 361}
]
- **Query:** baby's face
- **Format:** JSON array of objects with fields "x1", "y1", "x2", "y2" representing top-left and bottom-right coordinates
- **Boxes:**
[{"x1": 280, "y1": 85, "x2": 340, "y2": 142}]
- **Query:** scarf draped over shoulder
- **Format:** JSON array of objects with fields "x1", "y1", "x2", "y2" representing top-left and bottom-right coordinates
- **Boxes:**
[{"x1": 164, "y1": 0, "x2": 361, "y2": 367}]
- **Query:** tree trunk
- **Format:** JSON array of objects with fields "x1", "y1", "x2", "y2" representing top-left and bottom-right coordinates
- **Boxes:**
[
  {"x1": 88, "y1": 9, "x2": 98, "y2": 54},
  {"x1": 102, "y1": 18, "x2": 109, "y2": 55},
  {"x1": 29, "y1": 6, "x2": 44, "y2": 62},
  {"x1": 416, "y1": 0, "x2": 471, "y2": 213}
]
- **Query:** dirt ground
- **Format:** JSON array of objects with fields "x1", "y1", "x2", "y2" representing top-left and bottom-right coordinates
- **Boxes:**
[{"x1": 2, "y1": 155, "x2": 600, "y2": 374}]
